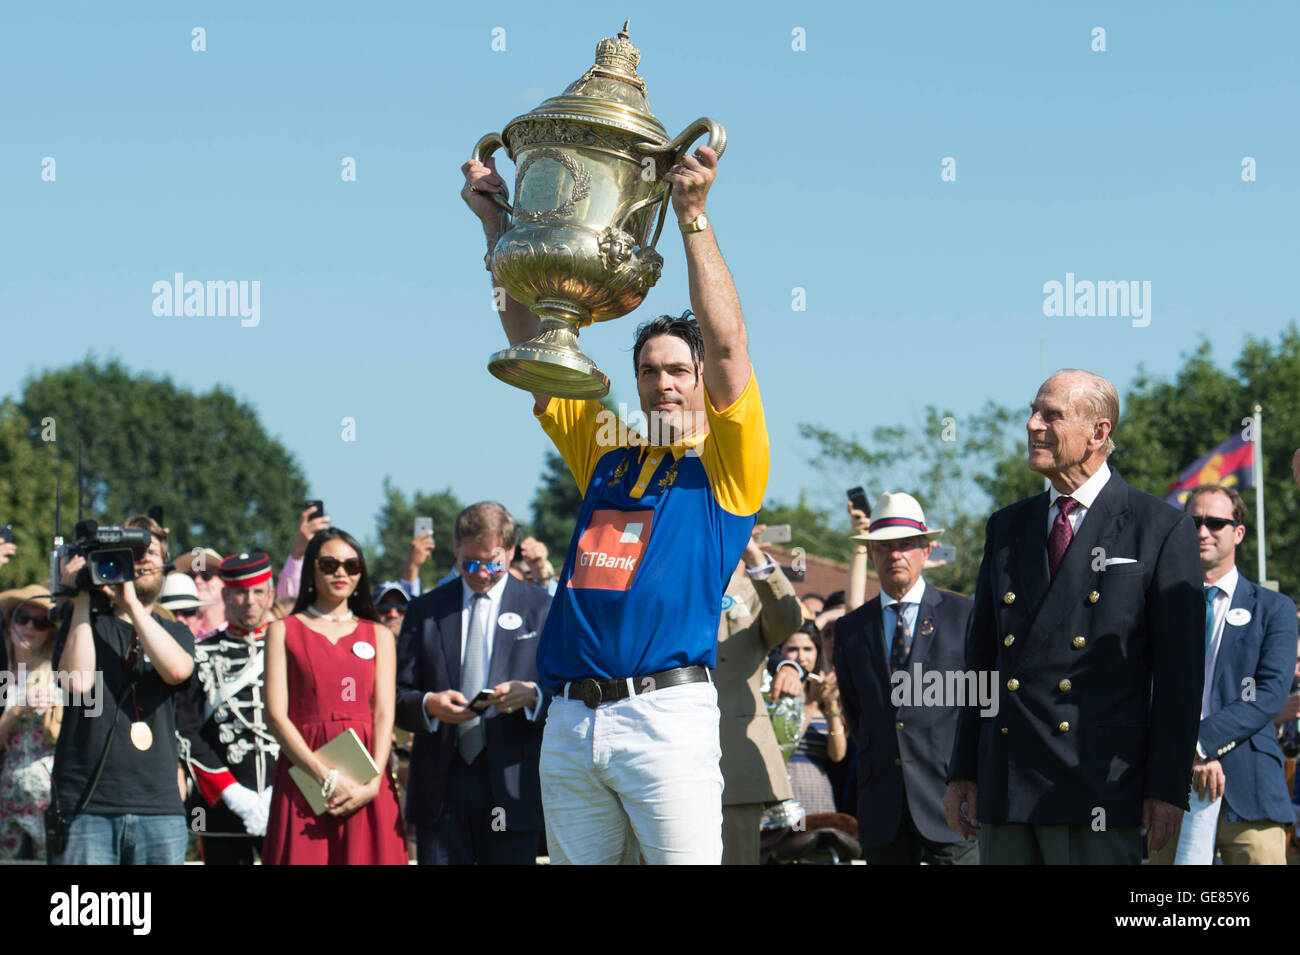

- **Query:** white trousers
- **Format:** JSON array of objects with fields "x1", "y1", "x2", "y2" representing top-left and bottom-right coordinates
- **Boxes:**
[{"x1": 540, "y1": 680, "x2": 723, "y2": 865}]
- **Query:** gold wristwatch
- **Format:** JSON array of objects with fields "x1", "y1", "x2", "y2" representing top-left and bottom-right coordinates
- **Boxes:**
[{"x1": 679, "y1": 213, "x2": 708, "y2": 234}]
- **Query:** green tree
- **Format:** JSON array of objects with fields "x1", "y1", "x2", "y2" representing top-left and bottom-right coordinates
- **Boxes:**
[
  {"x1": 0, "y1": 400, "x2": 74, "y2": 588},
  {"x1": 1114, "y1": 329, "x2": 1300, "y2": 594},
  {"x1": 754, "y1": 491, "x2": 848, "y2": 564},
  {"x1": 529, "y1": 451, "x2": 583, "y2": 554},
  {"x1": 799, "y1": 402, "x2": 1036, "y2": 593},
  {"x1": 371, "y1": 478, "x2": 463, "y2": 589},
  {"x1": 15, "y1": 358, "x2": 308, "y2": 568}
]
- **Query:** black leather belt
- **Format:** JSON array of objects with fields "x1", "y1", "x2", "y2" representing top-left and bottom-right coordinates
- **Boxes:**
[{"x1": 560, "y1": 665, "x2": 711, "y2": 709}]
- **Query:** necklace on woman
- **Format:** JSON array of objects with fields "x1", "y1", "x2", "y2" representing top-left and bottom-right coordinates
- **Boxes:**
[{"x1": 306, "y1": 605, "x2": 354, "y2": 623}]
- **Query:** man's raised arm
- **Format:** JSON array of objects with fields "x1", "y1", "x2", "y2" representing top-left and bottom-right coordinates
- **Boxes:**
[
  {"x1": 461, "y1": 156, "x2": 550, "y2": 414},
  {"x1": 664, "y1": 145, "x2": 750, "y2": 410}
]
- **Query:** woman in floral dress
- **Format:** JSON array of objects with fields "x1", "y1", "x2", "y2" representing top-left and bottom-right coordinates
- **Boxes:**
[{"x1": 0, "y1": 586, "x2": 63, "y2": 860}]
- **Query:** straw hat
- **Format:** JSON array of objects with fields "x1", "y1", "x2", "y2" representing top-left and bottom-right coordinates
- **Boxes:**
[{"x1": 0, "y1": 585, "x2": 55, "y2": 621}]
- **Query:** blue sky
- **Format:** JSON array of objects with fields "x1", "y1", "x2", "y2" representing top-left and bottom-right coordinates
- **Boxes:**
[{"x1": 2, "y1": 1, "x2": 1296, "y2": 550}]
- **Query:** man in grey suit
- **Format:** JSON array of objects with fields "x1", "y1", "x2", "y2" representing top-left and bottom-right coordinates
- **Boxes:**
[
  {"x1": 395, "y1": 502, "x2": 552, "y2": 865},
  {"x1": 715, "y1": 525, "x2": 804, "y2": 864},
  {"x1": 945, "y1": 369, "x2": 1203, "y2": 864}
]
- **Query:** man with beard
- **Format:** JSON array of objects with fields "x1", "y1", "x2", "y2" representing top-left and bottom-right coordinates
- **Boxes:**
[
  {"x1": 175, "y1": 552, "x2": 279, "y2": 864},
  {"x1": 51, "y1": 515, "x2": 195, "y2": 865}
]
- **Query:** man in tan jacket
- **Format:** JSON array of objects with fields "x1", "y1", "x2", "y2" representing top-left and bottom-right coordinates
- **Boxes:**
[{"x1": 715, "y1": 526, "x2": 805, "y2": 864}]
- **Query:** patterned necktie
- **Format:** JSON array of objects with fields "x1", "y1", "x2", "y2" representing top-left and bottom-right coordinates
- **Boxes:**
[
  {"x1": 1203, "y1": 585, "x2": 1220, "y2": 655},
  {"x1": 457, "y1": 593, "x2": 490, "y2": 764},
  {"x1": 889, "y1": 603, "x2": 912, "y2": 673},
  {"x1": 1047, "y1": 497, "x2": 1080, "y2": 579}
]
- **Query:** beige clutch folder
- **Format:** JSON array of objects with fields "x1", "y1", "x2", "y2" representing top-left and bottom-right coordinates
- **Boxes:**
[{"x1": 288, "y1": 727, "x2": 381, "y2": 815}]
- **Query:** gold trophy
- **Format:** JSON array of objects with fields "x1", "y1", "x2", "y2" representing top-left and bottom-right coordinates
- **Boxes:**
[{"x1": 474, "y1": 22, "x2": 726, "y2": 399}]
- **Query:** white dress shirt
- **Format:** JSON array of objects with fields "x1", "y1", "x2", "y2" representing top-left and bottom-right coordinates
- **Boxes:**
[
  {"x1": 1197, "y1": 566, "x2": 1239, "y2": 757},
  {"x1": 880, "y1": 576, "x2": 927, "y2": 659},
  {"x1": 1046, "y1": 461, "x2": 1112, "y2": 537},
  {"x1": 423, "y1": 573, "x2": 540, "y2": 731}
]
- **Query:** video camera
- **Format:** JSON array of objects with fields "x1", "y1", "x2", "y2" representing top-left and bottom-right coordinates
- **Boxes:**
[{"x1": 51, "y1": 519, "x2": 151, "y2": 594}]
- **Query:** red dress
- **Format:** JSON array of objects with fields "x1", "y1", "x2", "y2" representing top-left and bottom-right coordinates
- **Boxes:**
[{"x1": 262, "y1": 616, "x2": 407, "y2": 865}]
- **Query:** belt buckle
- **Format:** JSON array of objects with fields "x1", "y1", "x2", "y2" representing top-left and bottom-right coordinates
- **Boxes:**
[{"x1": 580, "y1": 679, "x2": 602, "y2": 709}]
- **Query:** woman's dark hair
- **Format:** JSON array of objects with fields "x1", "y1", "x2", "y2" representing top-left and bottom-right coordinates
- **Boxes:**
[
  {"x1": 291, "y1": 527, "x2": 379, "y2": 622},
  {"x1": 631, "y1": 310, "x2": 703, "y2": 378},
  {"x1": 784, "y1": 621, "x2": 826, "y2": 700}
]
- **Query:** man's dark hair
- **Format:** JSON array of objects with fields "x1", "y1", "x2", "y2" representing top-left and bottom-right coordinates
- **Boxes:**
[
  {"x1": 1184, "y1": 484, "x2": 1247, "y2": 527},
  {"x1": 632, "y1": 311, "x2": 704, "y2": 379}
]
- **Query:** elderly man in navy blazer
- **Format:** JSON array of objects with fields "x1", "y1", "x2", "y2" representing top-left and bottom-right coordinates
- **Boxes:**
[
  {"x1": 395, "y1": 502, "x2": 553, "y2": 865},
  {"x1": 835, "y1": 491, "x2": 978, "y2": 864},
  {"x1": 945, "y1": 369, "x2": 1204, "y2": 864},
  {"x1": 1149, "y1": 484, "x2": 1298, "y2": 865}
]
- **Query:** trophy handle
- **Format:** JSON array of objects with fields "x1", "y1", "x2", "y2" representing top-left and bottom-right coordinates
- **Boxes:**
[
  {"x1": 473, "y1": 133, "x2": 515, "y2": 219},
  {"x1": 637, "y1": 118, "x2": 727, "y2": 250}
]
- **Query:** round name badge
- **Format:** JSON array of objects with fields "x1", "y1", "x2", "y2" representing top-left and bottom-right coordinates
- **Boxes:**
[
  {"x1": 352, "y1": 641, "x2": 376, "y2": 660},
  {"x1": 497, "y1": 612, "x2": 523, "y2": 631},
  {"x1": 720, "y1": 595, "x2": 734, "y2": 611},
  {"x1": 1226, "y1": 608, "x2": 1252, "y2": 627}
]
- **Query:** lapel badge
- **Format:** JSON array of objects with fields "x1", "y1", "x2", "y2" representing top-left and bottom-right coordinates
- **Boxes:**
[
  {"x1": 919, "y1": 617, "x2": 934, "y2": 637},
  {"x1": 1002, "y1": 592, "x2": 1015, "y2": 605}
]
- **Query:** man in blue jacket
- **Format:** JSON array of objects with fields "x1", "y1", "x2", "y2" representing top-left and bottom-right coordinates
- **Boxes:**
[
  {"x1": 1149, "y1": 484, "x2": 1298, "y2": 865},
  {"x1": 945, "y1": 370, "x2": 1204, "y2": 864}
]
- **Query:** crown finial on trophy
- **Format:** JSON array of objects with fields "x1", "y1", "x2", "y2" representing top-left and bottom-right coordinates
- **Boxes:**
[{"x1": 595, "y1": 20, "x2": 640, "y2": 78}]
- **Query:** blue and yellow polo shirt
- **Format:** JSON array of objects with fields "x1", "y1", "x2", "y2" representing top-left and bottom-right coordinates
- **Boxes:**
[{"x1": 535, "y1": 369, "x2": 770, "y2": 686}]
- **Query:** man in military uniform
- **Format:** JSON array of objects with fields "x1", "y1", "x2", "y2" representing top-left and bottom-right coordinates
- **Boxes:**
[
  {"x1": 945, "y1": 370, "x2": 1203, "y2": 864},
  {"x1": 175, "y1": 552, "x2": 279, "y2": 864}
]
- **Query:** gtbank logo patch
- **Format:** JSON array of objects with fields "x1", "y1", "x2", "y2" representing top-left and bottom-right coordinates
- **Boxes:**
[{"x1": 569, "y1": 509, "x2": 654, "y2": 591}]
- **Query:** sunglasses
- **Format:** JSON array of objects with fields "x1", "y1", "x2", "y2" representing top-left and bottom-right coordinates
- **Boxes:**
[
  {"x1": 14, "y1": 611, "x2": 53, "y2": 631},
  {"x1": 316, "y1": 556, "x2": 363, "y2": 576},
  {"x1": 174, "y1": 608, "x2": 199, "y2": 619},
  {"x1": 191, "y1": 570, "x2": 217, "y2": 582},
  {"x1": 461, "y1": 560, "x2": 506, "y2": 575},
  {"x1": 376, "y1": 604, "x2": 405, "y2": 616},
  {"x1": 1193, "y1": 516, "x2": 1240, "y2": 532}
]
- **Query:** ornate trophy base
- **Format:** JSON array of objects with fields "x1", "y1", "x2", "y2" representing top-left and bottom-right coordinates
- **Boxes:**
[{"x1": 487, "y1": 312, "x2": 611, "y2": 400}]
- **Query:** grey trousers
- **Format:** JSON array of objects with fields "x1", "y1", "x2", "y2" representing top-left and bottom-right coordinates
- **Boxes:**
[
  {"x1": 979, "y1": 822, "x2": 1142, "y2": 864},
  {"x1": 721, "y1": 803, "x2": 766, "y2": 865}
]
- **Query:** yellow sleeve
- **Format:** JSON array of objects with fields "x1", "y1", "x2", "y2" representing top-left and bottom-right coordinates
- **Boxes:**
[
  {"x1": 536, "y1": 397, "x2": 608, "y2": 492},
  {"x1": 700, "y1": 368, "x2": 770, "y2": 516}
]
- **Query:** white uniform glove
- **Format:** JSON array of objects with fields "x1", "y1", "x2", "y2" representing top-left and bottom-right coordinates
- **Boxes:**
[{"x1": 221, "y1": 783, "x2": 269, "y2": 837}]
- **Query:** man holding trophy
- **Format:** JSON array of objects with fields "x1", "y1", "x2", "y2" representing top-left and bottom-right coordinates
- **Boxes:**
[{"x1": 460, "y1": 27, "x2": 768, "y2": 864}]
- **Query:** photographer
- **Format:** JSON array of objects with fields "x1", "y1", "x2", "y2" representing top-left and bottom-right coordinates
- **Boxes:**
[{"x1": 50, "y1": 515, "x2": 195, "y2": 865}]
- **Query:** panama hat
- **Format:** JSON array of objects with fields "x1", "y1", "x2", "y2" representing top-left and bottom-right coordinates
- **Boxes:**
[
  {"x1": 159, "y1": 572, "x2": 203, "y2": 611},
  {"x1": 850, "y1": 492, "x2": 944, "y2": 542}
]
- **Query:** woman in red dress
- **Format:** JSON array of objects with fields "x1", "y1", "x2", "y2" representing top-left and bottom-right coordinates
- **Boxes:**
[{"x1": 263, "y1": 528, "x2": 407, "y2": 864}]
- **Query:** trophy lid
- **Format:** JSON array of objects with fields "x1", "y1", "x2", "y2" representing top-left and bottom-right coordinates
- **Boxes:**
[{"x1": 503, "y1": 22, "x2": 670, "y2": 150}]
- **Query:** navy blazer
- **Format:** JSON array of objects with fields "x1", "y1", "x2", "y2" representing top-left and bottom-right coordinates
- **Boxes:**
[
  {"x1": 836, "y1": 583, "x2": 974, "y2": 847},
  {"x1": 394, "y1": 575, "x2": 553, "y2": 831},
  {"x1": 1202, "y1": 574, "x2": 1297, "y2": 825},
  {"x1": 949, "y1": 469, "x2": 1204, "y2": 827}
]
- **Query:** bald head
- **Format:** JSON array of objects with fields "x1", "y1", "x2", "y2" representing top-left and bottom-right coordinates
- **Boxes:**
[{"x1": 1027, "y1": 369, "x2": 1119, "y2": 492}]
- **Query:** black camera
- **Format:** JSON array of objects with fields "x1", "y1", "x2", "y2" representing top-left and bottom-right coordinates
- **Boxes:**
[
  {"x1": 1281, "y1": 676, "x2": 1300, "y2": 760},
  {"x1": 60, "y1": 519, "x2": 151, "y2": 590}
]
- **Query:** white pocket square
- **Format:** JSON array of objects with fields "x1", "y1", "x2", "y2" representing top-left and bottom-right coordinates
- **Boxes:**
[
  {"x1": 1104, "y1": 557, "x2": 1137, "y2": 566},
  {"x1": 515, "y1": 631, "x2": 538, "y2": 641}
]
